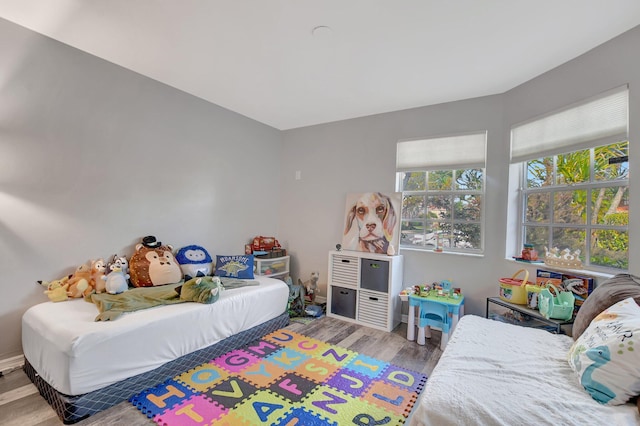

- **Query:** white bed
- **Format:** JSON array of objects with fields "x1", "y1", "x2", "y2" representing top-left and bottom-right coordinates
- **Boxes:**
[
  {"x1": 22, "y1": 275, "x2": 289, "y2": 423},
  {"x1": 410, "y1": 315, "x2": 639, "y2": 426}
]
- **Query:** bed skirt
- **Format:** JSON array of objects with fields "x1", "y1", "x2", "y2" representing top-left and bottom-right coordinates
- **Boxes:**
[{"x1": 24, "y1": 311, "x2": 290, "y2": 424}]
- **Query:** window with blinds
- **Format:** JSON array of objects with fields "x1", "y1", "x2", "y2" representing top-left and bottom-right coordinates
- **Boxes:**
[
  {"x1": 396, "y1": 132, "x2": 487, "y2": 253},
  {"x1": 511, "y1": 86, "x2": 629, "y2": 271}
]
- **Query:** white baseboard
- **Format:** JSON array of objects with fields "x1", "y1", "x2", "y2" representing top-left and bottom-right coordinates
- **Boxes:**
[
  {"x1": 0, "y1": 354, "x2": 24, "y2": 376},
  {"x1": 313, "y1": 296, "x2": 327, "y2": 304}
]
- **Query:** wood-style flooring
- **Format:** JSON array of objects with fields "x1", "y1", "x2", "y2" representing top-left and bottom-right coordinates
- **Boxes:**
[{"x1": 0, "y1": 317, "x2": 443, "y2": 425}]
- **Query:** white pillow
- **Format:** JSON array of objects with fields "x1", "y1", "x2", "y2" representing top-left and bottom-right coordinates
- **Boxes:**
[{"x1": 568, "y1": 297, "x2": 640, "y2": 405}]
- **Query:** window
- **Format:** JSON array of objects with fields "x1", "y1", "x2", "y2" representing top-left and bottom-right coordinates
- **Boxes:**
[
  {"x1": 396, "y1": 132, "x2": 486, "y2": 253},
  {"x1": 511, "y1": 86, "x2": 629, "y2": 271}
]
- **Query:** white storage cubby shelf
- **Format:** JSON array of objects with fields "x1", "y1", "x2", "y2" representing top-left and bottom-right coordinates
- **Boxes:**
[
  {"x1": 327, "y1": 250, "x2": 404, "y2": 332},
  {"x1": 253, "y1": 256, "x2": 290, "y2": 279}
]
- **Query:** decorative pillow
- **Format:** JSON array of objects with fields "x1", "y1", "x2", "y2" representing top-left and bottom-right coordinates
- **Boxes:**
[
  {"x1": 568, "y1": 297, "x2": 640, "y2": 405},
  {"x1": 214, "y1": 255, "x2": 254, "y2": 279},
  {"x1": 573, "y1": 274, "x2": 640, "y2": 340}
]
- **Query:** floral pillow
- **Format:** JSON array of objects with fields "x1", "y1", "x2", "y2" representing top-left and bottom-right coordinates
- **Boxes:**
[
  {"x1": 214, "y1": 255, "x2": 254, "y2": 279},
  {"x1": 568, "y1": 297, "x2": 640, "y2": 405}
]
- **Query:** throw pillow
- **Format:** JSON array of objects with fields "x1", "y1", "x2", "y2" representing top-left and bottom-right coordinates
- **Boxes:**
[
  {"x1": 214, "y1": 255, "x2": 254, "y2": 279},
  {"x1": 572, "y1": 274, "x2": 640, "y2": 340},
  {"x1": 568, "y1": 297, "x2": 640, "y2": 405}
]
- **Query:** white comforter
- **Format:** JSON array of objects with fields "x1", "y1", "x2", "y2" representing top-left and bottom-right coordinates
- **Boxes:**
[{"x1": 410, "y1": 315, "x2": 639, "y2": 426}]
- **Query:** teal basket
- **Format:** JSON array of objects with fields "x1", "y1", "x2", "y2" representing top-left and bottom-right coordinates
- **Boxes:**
[{"x1": 538, "y1": 283, "x2": 575, "y2": 321}]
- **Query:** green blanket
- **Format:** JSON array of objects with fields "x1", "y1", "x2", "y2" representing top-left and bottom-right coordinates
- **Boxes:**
[{"x1": 87, "y1": 278, "x2": 260, "y2": 321}]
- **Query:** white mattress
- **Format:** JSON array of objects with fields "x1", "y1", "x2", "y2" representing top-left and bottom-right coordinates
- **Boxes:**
[
  {"x1": 22, "y1": 275, "x2": 288, "y2": 395},
  {"x1": 410, "y1": 315, "x2": 640, "y2": 426}
]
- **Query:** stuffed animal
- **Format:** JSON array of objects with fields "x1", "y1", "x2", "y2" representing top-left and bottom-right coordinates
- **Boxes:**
[
  {"x1": 103, "y1": 264, "x2": 130, "y2": 295},
  {"x1": 129, "y1": 236, "x2": 182, "y2": 287},
  {"x1": 176, "y1": 275, "x2": 223, "y2": 304},
  {"x1": 107, "y1": 254, "x2": 130, "y2": 283},
  {"x1": 175, "y1": 245, "x2": 213, "y2": 278},
  {"x1": 300, "y1": 271, "x2": 320, "y2": 303},
  {"x1": 66, "y1": 263, "x2": 94, "y2": 298},
  {"x1": 38, "y1": 275, "x2": 71, "y2": 302},
  {"x1": 90, "y1": 259, "x2": 108, "y2": 293}
]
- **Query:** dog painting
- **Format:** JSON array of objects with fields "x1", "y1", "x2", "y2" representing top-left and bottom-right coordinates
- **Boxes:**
[{"x1": 342, "y1": 192, "x2": 401, "y2": 254}]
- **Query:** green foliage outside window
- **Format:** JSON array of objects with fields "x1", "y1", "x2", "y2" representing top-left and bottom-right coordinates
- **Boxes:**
[{"x1": 523, "y1": 141, "x2": 629, "y2": 271}]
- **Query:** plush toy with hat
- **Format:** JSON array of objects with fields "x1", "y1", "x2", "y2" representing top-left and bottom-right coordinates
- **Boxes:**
[
  {"x1": 129, "y1": 236, "x2": 182, "y2": 287},
  {"x1": 175, "y1": 245, "x2": 213, "y2": 278}
]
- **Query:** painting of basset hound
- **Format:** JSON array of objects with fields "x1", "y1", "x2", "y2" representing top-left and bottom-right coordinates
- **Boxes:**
[{"x1": 342, "y1": 192, "x2": 401, "y2": 254}]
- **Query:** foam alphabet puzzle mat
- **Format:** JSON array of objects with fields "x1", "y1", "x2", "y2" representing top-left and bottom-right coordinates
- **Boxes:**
[{"x1": 131, "y1": 329, "x2": 427, "y2": 425}]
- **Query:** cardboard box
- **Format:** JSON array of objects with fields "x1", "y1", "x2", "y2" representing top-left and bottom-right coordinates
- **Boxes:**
[
  {"x1": 536, "y1": 269, "x2": 563, "y2": 288},
  {"x1": 562, "y1": 273, "x2": 594, "y2": 307}
]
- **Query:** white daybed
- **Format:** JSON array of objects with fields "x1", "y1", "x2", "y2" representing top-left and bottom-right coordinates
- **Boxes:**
[
  {"x1": 410, "y1": 314, "x2": 639, "y2": 426},
  {"x1": 22, "y1": 275, "x2": 289, "y2": 424}
]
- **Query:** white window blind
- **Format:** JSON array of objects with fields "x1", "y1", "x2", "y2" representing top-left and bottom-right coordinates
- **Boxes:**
[
  {"x1": 396, "y1": 131, "x2": 487, "y2": 171},
  {"x1": 510, "y1": 85, "x2": 628, "y2": 163}
]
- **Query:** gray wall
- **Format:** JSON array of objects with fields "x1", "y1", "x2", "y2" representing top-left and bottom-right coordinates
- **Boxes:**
[
  {"x1": 280, "y1": 25, "x2": 639, "y2": 318},
  {"x1": 0, "y1": 18, "x2": 283, "y2": 358},
  {"x1": 2, "y1": 17, "x2": 638, "y2": 359}
]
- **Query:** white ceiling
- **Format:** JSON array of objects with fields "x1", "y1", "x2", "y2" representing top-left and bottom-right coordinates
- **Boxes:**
[{"x1": 1, "y1": 1, "x2": 640, "y2": 130}]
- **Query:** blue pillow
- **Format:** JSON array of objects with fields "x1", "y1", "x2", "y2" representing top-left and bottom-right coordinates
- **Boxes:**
[{"x1": 215, "y1": 255, "x2": 254, "y2": 279}]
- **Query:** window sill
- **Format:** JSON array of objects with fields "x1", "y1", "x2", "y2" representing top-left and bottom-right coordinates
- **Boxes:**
[
  {"x1": 505, "y1": 258, "x2": 614, "y2": 280},
  {"x1": 400, "y1": 246, "x2": 484, "y2": 258}
]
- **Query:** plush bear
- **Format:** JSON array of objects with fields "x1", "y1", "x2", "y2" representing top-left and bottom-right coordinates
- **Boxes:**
[
  {"x1": 175, "y1": 245, "x2": 213, "y2": 278},
  {"x1": 38, "y1": 275, "x2": 71, "y2": 302},
  {"x1": 176, "y1": 275, "x2": 223, "y2": 304},
  {"x1": 66, "y1": 263, "x2": 94, "y2": 298},
  {"x1": 90, "y1": 258, "x2": 108, "y2": 293},
  {"x1": 129, "y1": 236, "x2": 182, "y2": 287}
]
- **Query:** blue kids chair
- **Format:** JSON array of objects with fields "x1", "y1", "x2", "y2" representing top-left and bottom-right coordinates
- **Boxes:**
[{"x1": 417, "y1": 298, "x2": 451, "y2": 350}]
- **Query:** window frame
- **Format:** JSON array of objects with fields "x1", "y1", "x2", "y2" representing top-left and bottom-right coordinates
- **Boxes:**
[
  {"x1": 397, "y1": 167, "x2": 486, "y2": 254},
  {"x1": 518, "y1": 142, "x2": 629, "y2": 272}
]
